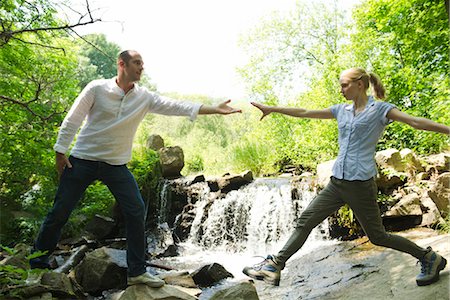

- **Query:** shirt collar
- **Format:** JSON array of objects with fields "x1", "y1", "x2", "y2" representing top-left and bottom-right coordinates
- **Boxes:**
[
  {"x1": 345, "y1": 95, "x2": 375, "y2": 111},
  {"x1": 108, "y1": 77, "x2": 138, "y2": 96}
]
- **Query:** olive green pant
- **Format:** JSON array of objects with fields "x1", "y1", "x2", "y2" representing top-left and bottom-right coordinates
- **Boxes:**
[{"x1": 274, "y1": 176, "x2": 427, "y2": 268}]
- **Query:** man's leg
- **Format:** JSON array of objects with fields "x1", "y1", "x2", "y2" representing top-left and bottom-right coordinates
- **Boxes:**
[
  {"x1": 100, "y1": 163, "x2": 147, "y2": 277},
  {"x1": 101, "y1": 163, "x2": 164, "y2": 287},
  {"x1": 31, "y1": 157, "x2": 96, "y2": 268}
]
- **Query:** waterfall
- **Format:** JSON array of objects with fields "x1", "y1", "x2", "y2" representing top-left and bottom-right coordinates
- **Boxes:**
[{"x1": 186, "y1": 177, "x2": 329, "y2": 255}]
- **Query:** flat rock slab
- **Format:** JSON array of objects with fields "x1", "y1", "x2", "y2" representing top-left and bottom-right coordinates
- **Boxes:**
[{"x1": 254, "y1": 228, "x2": 449, "y2": 300}]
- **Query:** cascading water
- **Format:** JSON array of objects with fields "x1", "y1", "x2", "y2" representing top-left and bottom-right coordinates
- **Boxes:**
[
  {"x1": 158, "y1": 177, "x2": 334, "y2": 280},
  {"x1": 188, "y1": 177, "x2": 328, "y2": 255}
]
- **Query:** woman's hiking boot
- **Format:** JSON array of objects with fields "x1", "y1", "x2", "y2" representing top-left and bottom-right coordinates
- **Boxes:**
[
  {"x1": 242, "y1": 255, "x2": 281, "y2": 286},
  {"x1": 416, "y1": 246, "x2": 447, "y2": 286}
]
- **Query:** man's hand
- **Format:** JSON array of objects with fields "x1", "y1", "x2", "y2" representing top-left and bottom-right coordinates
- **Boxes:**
[
  {"x1": 55, "y1": 152, "x2": 72, "y2": 179},
  {"x1": 199, "y1": 99, "x2": 242, "y2": 115}
]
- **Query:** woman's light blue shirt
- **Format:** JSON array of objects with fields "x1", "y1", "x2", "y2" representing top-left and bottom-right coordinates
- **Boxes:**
[{"x1": 330, "y1": 96, "x2": 396, "y2": 181}]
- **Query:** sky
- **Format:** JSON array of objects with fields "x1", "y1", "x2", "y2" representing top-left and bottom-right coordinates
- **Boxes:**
[{"x1": 66, "y1": 0, "x2": 357, "y2": 100}]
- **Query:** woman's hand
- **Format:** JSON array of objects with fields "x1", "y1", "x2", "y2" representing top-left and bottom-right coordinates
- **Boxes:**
[{"x1": 251, "y1": 102, "x2": 272, "y2": 120}]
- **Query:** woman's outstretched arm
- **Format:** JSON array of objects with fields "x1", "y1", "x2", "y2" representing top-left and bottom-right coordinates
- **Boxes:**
[
  {"x1": 387, "y1": 108, "x2": 450, "y2": 135},
  {"x1": 251, "y1": 102, "x2": 334, "y2": 120}
]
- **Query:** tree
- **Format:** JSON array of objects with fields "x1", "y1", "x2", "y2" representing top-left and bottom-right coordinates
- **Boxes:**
[
  {"x1": 77, "y1": 33, "x2": 120, "y2": 87},
  {"x1": 237, "y1": 0, "x2": 349, "y2": 170},
  {"x1": 0, "y1": 0, "x2": 102, "y2": 244},
  {"x1": 351, "y1": 0, "x2": 449, "y2": 153}
]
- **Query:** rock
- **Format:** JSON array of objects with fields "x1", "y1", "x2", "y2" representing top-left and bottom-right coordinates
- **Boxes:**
[
  {"x1": 190, "y1": 174, "x2": 205, "y2": 184},
  {"x1": 11, "y1": 272, "x2": 76, "y2": 299},
  {"x1": 428, "y1": 172, "x2": 450, "y2": 217},
  {"x1": 173, "y1": 203, "x2": 196, "y2": 242},
  {"x1": 252, "y1": 229, "x2": 449, "y2": 300},
  {"x1": 316, "y1": 159, "x2": 335, "y2": 187},
  {"x1": 159, "y1": 271, "x2": 197, "y2": 288},
  {"x1": 400, "y1": 148, "x2": 424, "y2": 172},
  {"x1": 215, "y1": 171, "x2": 254, "y2": 193},
  {"x1": 147, "y1": 134, "x2": 165, "y2": 151},
  {"x1": 376, "y1": 169, "x2": 407, "y2": 194},
  {"x1": 375, "y1": 148, "x2": 406, "y2": 172},
  {"x1": 209, "y1": 281, "x2": 259, "y2": 300},
  {"x1": 424, "y1": 152, "x2": 450, "y2": 173},
  {"x1": 158, "y1": 146, "x2": 185, "y2": 178},
  {"x1": 119, "y1": 284, "x2": 197, "y2": 300},
  {"x1": 85, "y1": 214, "x2": 116, "y2": 240},
  {"x1": 74, "y1": 247, "x2": 127, "y2": 295},
  {"x1": 1, "y1": 243, "x2": 30, "y2": 269},
  {"x1": 420, "y1": 196, "x2": 443, "y2": 227},
  {"x1": 384, "y1": 193, "x2": 422, "y2": 217},
  {"x1": 191, "y1": 263, "x2": 234, "y2": 287}
]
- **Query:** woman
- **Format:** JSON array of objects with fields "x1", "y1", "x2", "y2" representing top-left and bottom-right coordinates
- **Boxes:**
[{"x1": 243, "y1": 67, "x2": 449, "y2": 287}]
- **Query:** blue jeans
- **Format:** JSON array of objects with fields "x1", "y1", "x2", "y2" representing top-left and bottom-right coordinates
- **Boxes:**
[{"x1": 31, "y1": 156, "x2": 146, "y2": 276}]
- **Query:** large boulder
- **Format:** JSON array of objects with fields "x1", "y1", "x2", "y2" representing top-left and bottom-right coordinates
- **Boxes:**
[
  {"x1": 74, "y1": 247, "x2": 127, "y2": 295},
  {"x1": 428, "y1": 172, "x2": 450, "y2": 217},
  {"x1": 400, "y1": 148, "x2": 424, "y2": 172},
  {"x1": 158, "y1": 146, "x2": 185, "y2": 178},
  {"x1": 424, "y1": 152, "x2": 450, "y2": 173},
  {"x1": 191, "y1": 263, "x2": 233, "y2": 287},
  {"x1": 209, "y1": 281, "x2": 259, "y2": 300},
  {"x1": 119, "y1": 284, "x2": 197, "y2": 300},
  {"x1": 215, "y1": 171, "x2": 253, "y2": 193},
  {"x1": 375, "y1": 149, "x2": 406, "y2": 172},
  {"x1": 147, "y1": 134, "x2": 165, "y2": 151}
]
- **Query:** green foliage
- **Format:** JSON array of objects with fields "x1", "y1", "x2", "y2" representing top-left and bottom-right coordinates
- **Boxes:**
[
  {"x1": 129, "y1": 148, "x2": 162, "y2": 193},
  {"x1": 336, "y1": 205, "x2": 360, "y2": 235},
  {"x1": 352, "y1": 0, "x2": 449, "y2": 153},
  {"x1": 230, "y1": 139, "x2": 272, "y2": 176},
  {"x1": 436, "y1": 215, "x2": 450, "y2": 234},
  {"x1": 186, "y1": 154, "x2": 205, "y2": 173},
  {"x1": 0, "y1": 245, "x2": 48, "y2": 298}
]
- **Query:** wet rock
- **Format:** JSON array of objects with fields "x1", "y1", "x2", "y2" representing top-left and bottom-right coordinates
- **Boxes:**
[
  {"x1": 209, "y1": 281, "x2": 259, "y2": 300},
  {"x1": 215, "y1": 171, "x2": 253, "y2": 193},
  {"x1": 119, "y1": 284, "x2": 197, "y2": 300},
  {"x1": 160, "y1": 271, "x2": 197, "y2": 288},
  {"x1": 191, "y1": 263, "x2": 234, "y2": 287}
]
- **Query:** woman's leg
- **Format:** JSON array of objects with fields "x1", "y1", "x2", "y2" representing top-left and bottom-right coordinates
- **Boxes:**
[
  {"x1": 344, "y1": 178, "x2": 427, "y2": 259},
  {"x1": 274, "y1": 178, "x2": 345, "y2": 267}
]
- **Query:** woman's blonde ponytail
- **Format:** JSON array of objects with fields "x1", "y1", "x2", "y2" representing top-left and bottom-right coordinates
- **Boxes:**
[{"x1": 368, "y1": 72, "x2": 386, "y2": 99}]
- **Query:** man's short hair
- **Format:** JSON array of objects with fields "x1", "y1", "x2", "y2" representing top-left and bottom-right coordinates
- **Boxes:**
[{"x1": 118, "y1": 50, "x2": 133, "y2": 64}]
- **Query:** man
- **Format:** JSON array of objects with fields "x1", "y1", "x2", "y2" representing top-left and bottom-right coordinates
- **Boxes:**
[{"x1": 30, "y1": 50, "x2": 241, "y2": 287}]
